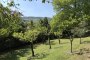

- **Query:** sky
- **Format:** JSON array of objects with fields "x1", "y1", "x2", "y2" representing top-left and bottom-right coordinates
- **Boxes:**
[{"x1": 1, "y1": 0, "x2": 55, "y2": 17}]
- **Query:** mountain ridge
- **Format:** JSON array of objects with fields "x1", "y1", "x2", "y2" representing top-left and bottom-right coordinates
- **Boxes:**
[{"x1": 22, "y1": 16, "x2": 52, "y2": 21}]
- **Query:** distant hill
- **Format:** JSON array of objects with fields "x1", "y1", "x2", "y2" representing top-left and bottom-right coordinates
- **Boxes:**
[{"x1": 21, "y1": 16, "x2": 52, "y2": 22}]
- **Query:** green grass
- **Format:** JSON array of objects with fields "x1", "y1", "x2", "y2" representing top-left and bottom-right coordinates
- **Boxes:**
[{"x1": 0, "y1": 37, "x2": 90, "y2": 60}]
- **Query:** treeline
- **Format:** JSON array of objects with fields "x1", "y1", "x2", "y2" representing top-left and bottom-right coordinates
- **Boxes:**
[
  {"x1": 0, "y1": 5, "x2": 90, "y2": 52},
  {"x1": 21, "y1": 17, "x2": 56, "y2": 43}
]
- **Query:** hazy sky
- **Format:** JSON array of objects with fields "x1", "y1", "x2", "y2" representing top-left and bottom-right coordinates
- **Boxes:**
[{"x1": 1, "y1": 0, "x2": 55, "y2": 17}]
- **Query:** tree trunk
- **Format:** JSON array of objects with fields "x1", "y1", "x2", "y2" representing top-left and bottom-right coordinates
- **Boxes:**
[
  {"x1": 70, "y1": 40, "x2": 73, "y2": 53},
  {"x1": 70, "y1": 36, "x2": 73, "y2": 53},
  {"x1": 80, "y1": 36, "x2": 82, "y2": 44},
  {"x1": 59, "y1": 39, "x2": 60, "y2": 44},
  {"x1": 31, "y1": 42, "x2": 35, "y2": 56},
  {"x1": 48, "y1": 37, "x2": 51, "y2": 49},
  {"x1": 59, "y1": 36, "x2": 60, "y2": 44}
]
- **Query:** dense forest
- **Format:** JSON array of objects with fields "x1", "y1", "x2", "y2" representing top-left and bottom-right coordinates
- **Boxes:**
[{"x1": 0, "y1": 0, "x2": 90, "y2": 60}]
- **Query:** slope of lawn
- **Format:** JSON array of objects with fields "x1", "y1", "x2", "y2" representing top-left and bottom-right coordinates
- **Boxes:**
[{"x1": 0, "y1": 37, "x2": 90, "y2": 60}]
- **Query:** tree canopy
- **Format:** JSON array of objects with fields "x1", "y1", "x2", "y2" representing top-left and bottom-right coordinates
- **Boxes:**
[
  {"x1": 0, "y1": 3, "x2": 22, "y2": 38},
  {"x1": 51, "y1": 0, "x2": 90, "y2": 35}
]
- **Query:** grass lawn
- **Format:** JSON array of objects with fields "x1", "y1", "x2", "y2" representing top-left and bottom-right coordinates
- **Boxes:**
[{"x1": 0, "y1": 37, "x2": 90, "y2": 60}]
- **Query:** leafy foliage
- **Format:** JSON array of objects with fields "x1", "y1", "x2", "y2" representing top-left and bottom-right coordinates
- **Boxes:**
[
  {"x1": 0, "y1": 28, "x2": 9, "y2": 38},
  {"x1": 0, "y1": 3, "x2": 22, "y2": 38},
  {"x1": 13, "y1": 29, "x2": 40, "y2": 42},
  {"x1": 51, "y1": 0, "x2": 90, "y2": 37}
]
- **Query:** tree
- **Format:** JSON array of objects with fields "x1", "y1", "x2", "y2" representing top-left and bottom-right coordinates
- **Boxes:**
[
  {"x1": 69, "y1": 35, "x2": 74, "y2": 53},
  {"x1": 52, "y1": 0, "x2": 90, "y2": 30},
  {"x1": 37, "y1": 17, "x2": 51, "y2": 48},
  {"x1": 46, "y1": 20, "x2": 51, "y2": 49},
  {"x1": 13, "y1": 29, "x2": 40, "y2": 56},
  {"x1": 43, "y1": 17, "x2": 51, "y2": 49},
  {"x1": 48, "y1": 33, "x2": 51, "y2": 49},
  {"x1": 43, "y1": 17, "x2": 49, "y2": 28},
  {"x1": 0, "y1": 3, "x2": 22, "y2": 38},
  {"x1": 72, "y1": 21, "x2": 87, "y2": 44},
  {"x1": 36, "y1": 19, "x2": 47, "y2": 43},
  {"x1": 52, "y1": 0, "x2": 90, "y2": 52},
  {"x1": 54, "y1": 32, "x2": 62, "y2": 44},
  {"x1": 38, "y1": 17, "x2": 49, "y2": 28},
  {"x1": 38, "y1": 19, "x2": 44, "y2": 27},
  {"x1": 26, "y1": 20, "x2": 35, "y2": 30}
]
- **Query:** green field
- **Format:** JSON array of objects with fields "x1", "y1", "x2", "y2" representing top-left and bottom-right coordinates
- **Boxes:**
[{"x1": 0, "y1": 37, "x2": 90, "y2": 60}]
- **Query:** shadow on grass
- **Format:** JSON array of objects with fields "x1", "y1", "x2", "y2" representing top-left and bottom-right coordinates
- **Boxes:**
[
  {"x1": 0, "y1": 45, "x2": 49, "y2": 60},
  {"x1": 0, "y1": 46, "x2": 31, "y2": 60},
  {"x1": 27, "y1": 52, "x2": 49, "y2": 60},
  {"x1": 45, "y1": 40, "x2": 69, "y2": 45},
  {"x1": 72, "y1": 48, "x2": 90, "y2": 56},
  {"x1": 82, "y1": 41, "x2": 90, "y2": 44}
]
